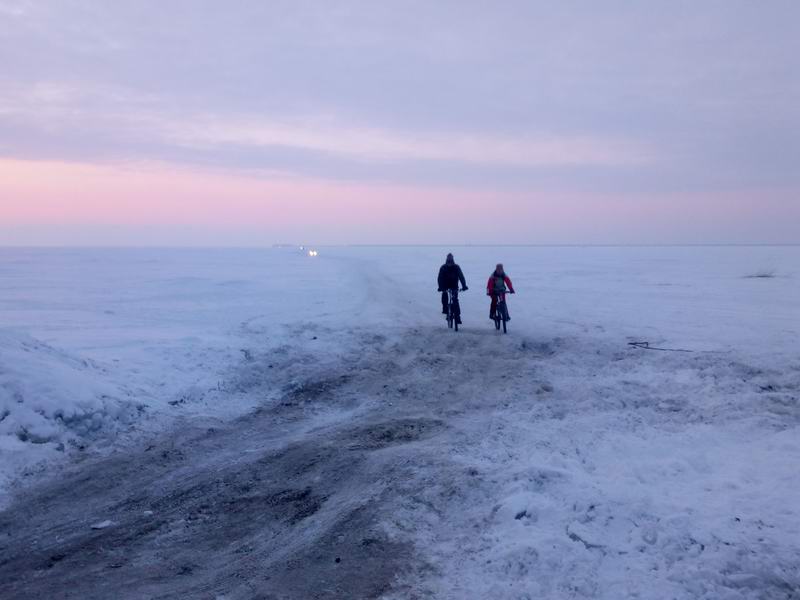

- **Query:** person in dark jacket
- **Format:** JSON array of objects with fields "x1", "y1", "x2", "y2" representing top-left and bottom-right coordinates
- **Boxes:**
[
  {"x1": 437, "y1": 253, "x2": 468, "y2": 324},
  {"x1": 487, "y1": 263, "x2": 515, "y2": 320}
]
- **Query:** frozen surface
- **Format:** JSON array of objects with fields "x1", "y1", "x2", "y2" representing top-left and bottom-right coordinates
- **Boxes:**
[
  {"x1": 0, "y1": 246, "x2": 798, "y2": 599},
  {"x1": 0, "y1": 247, "x2": 357, "y2": 494}
]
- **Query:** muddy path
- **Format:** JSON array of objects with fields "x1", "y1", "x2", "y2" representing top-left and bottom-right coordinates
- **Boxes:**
[
  {"x1": 3, "y1": 317, "x2": 796, "y2": 600},
  {"x1": 0, "y1": 324, "x2": 543, "y2": 599}
]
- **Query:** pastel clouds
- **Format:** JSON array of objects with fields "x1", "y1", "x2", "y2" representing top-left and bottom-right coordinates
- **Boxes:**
[
  {"x1": 1, "y1": 2, "x2": 798, "y2": 244},
  {"x1": 165, "y1": 115, "x2": 651, "y2": 168},
  {"x1": 1, "y1": 82, "x2": 650, "y2": 169}
]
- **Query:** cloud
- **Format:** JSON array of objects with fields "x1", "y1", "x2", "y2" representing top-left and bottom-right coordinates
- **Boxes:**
[
  {"x1": 0, "y1": 1, "x2": 28, "y2": 17},
  {"x1": 163, "y1": 114, "x2": 652, "y2": 168},
  {"x1": 0, "y1": 81, "x2": 653, "y2": 174},
  {"x1": 1, "y1": 2, "x2": 799, "y2": 244}
]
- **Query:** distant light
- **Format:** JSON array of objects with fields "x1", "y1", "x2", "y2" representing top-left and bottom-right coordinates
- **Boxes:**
[
  {"x1": 299, "y1": 245, "x2": 305, "y2": 250},
  {"x1": 308, "y1": 250, "x2": 318, "y2": 257}
]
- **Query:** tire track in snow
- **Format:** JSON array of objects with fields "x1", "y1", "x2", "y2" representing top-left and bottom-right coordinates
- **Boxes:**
[
  {"x1": 1, "y1": 318, "x2": 798, "y2": 599},
  {"x1": 0, "y1": 321, "x2": 461, "y2": 598}
]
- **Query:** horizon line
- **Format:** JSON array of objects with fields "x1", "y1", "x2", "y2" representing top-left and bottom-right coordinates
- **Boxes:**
[{"x1": 1, "y1": 243, "x2": 798, "y2": 250}]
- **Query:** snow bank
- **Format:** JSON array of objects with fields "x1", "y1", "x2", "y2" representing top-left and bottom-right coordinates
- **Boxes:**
[
  {"x1": 0, "y1": 329, "x2": 146, "y2": 501},
  {"x1": 0, "y1": 329, "x2": 141, "y2": 445}
]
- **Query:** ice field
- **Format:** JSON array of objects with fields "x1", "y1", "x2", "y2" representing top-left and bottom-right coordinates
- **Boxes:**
[{"x1": 0, "y1": 245, "x2": 798, "y2": 599}]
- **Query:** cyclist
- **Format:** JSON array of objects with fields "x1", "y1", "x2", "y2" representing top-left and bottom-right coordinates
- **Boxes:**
[
  {"x1": 487, "y1": 263, "x2": 515, "y2": 320},
  {"x1": 437, "y1": 253, "x2": 468, "y2": 324}
]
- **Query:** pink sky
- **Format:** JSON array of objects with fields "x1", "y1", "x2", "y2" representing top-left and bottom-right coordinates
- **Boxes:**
[
  {"x1": 2, "y1": 159, "x2": 797, "y2": 246},
  {"x1": 2, "y1": 3, "x2": 798, "y2": 245}
]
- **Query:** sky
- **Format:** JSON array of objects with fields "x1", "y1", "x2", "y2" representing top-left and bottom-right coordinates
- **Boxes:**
[{"x1": 1, "y1": 0, "x2": 798, "y2": 245}]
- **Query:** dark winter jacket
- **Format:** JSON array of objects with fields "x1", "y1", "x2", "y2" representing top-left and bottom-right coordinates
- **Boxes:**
[{"x1": 438, "y1": 263, "x2": 467, "y2": 291}]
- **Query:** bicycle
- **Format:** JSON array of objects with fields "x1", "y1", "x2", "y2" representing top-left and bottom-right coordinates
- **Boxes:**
[
  {"x1": 443, "y1": 287, "x2": 466, "y2": 331},
  {"x1": 491, "y1": 290, "x2": 513, "y2": 333}
]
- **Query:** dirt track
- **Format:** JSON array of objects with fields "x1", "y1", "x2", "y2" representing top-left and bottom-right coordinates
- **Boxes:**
[
  {"x1": 0, "y1": 324, "x2": 534, "y2": 599},
  {"x1": 2, "y1": 319, "x2": 798, "y2": 599}
]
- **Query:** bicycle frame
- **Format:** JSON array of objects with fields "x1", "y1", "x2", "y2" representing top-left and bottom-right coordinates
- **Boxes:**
[
  {"x1": 491, "y1": 290, "x2": 510, "y2": 333},
  {"x1": 442, "y1": 287, "x2": 466, "y2": 331},
  {"x1": 446, "y1": 288, "x2": 459, "y2": 331}
]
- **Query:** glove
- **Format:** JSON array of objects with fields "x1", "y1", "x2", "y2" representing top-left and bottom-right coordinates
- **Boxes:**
[
  {"x1": 437, "y1": 288, "x2": 443, "y2": 292},
  {"x1": 510, "y1": 290, "x2": 516, "y2": 294},
  {"x1": 462, "y1": 286, "x2": 468, "y2": 291}
]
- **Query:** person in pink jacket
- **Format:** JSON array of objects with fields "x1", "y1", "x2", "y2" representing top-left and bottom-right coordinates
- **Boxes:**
[{"x1": 486, "y1": 263, "x2": 515, "y2": 320}]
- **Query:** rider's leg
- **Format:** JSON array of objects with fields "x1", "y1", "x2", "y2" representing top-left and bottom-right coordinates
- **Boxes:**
[
  {"x1": 441, "y1": 291, "x2": 448, "y2": 314},
  {"x1": 490, "y1": 295, "x2": 498, "y2": 319},
  {"x1": 452, "y1": 289, "x2": 462, "y2": 324}
]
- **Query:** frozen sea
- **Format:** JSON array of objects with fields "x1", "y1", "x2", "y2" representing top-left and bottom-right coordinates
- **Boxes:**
[{"x1": 0, "y1": 246, "x2": 798, "y2": 599}]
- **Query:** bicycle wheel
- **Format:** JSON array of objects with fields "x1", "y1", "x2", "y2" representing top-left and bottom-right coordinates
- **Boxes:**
[{"x1": 500, "y1": 303, "x2": 508, "y2": 333}]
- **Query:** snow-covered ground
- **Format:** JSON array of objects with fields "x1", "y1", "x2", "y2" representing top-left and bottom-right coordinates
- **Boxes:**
[
  {"x1": 0, "y1": 247, "x2": 359, "y2": 496},
  {"x1": 0, "y1": 246, "x2": 798, "y2": 599}
]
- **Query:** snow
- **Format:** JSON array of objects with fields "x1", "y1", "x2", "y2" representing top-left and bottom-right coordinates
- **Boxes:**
[
  {"x1": 1, "y1": 245, "x2": 798, "y2": 598},
  {"x1": 0, "y1": 247, "x2": 359, "y2": 496},
  {"x1": 0, "y1": 326, "x2": 139, "y2": 448},
  {"x1": 90, "y1": 519, "x2": 114, "y2": 530}
]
